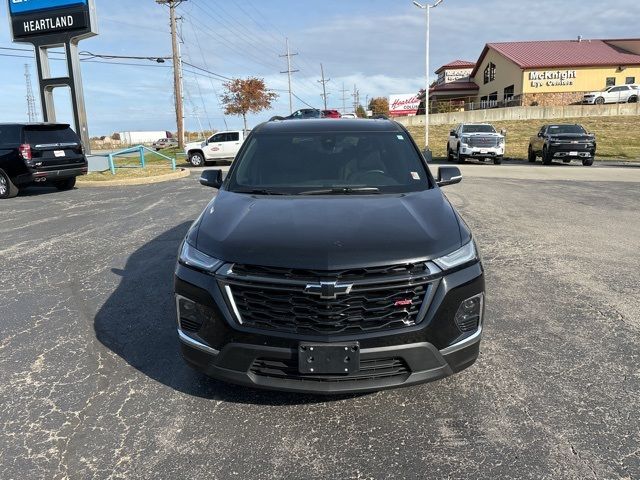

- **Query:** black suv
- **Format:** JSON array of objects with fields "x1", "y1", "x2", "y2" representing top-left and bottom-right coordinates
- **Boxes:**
[
  {"x1": 528, "y1": 124, "x2": 596, "y2": 166},
  {"x1": 174, "y1": 119, "x2": 485, "y2": 394},
  {"x1": 0, "y1": 123, "x2": 88, "y2": 198}
]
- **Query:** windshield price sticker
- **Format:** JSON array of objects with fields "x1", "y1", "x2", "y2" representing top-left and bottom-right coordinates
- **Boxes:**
[{"x1": 411, "y1": 172, "x2": 420, "y2": 180}]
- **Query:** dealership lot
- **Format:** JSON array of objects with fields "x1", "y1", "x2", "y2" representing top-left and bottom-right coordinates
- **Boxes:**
[{"x1": 1, "y1": 165, "x2": 639, "y2": 479}]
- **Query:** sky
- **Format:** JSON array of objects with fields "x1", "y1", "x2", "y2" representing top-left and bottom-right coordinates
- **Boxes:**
[{"x1": 1, "y1": 0, "x2": 639, "y2": 136}]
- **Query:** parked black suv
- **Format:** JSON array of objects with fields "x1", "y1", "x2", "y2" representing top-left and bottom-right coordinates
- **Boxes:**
[
  {"x1": 0, "y1": 123, "x2": 88, "y2": 198},
  {"x1": 528, "y1": 123, "x2": 596, "y2": 166},
  {"x1": 174, "y1": 119, "x2": 485, "y2": 394}
]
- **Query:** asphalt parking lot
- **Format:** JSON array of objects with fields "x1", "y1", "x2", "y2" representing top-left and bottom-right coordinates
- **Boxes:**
[{"x1": 1, "y1": 164, "x2": 639, "y2": 479}]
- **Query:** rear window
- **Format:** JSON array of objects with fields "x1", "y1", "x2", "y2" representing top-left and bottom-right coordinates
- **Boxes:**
[
  {"x1": 228, "y1": 131, "x2": 431, "y2": 194},
  {"x1": 24, "y1": 126, "x2": 80, "y2": 145},
  {"x1": 0, "y1": 125, "x2": 22, "y2": 144}
]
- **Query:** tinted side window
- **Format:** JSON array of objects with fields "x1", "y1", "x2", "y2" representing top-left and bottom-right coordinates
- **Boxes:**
[
  {"x1": 0, "y1": 125, "x2": 22, "y2": 144},
  {"x1": 226, "y1": 132, "x2": 239, "y2": 142},
  {"x1": 211, "y1": 134, "x2": 224, "y2": 143}
]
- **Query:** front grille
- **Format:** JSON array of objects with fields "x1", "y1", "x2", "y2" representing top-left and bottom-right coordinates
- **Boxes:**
[
  {"x1": 250, "y1": 357, "x2": 410, "y2": 383},
  {"x1": 180, "y1": 318, "x2": 201, "y2": 332},
  {"x1": 467, "y1": 136, "x2": 499, "y2": 148},
  {"x1": 221, "y1": 262, "x2": 437, "y2": 335},
  {"x1": 231, "y1": 262, "x2": 430, "y2": 281}
]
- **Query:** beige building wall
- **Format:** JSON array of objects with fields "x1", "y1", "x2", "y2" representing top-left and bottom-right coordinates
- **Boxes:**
[
  {"x1": 522, "y1": 65, "x2": 640, "y2": 93},
  {"x1": 474, "y1": 48, "x2": 523, "y2": 101}
]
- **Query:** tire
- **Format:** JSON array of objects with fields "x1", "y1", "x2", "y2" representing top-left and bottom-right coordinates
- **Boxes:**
[
  {"x1": 629, "y1": 95, "x2": 638, "y2": 103},
  {"x1": 594, "y1": 97, "x2": 605, "y2": 105},
  {"x1": 527, "y1": 145, "x2": 536, "y2": 162},
  {"x1": 493, "y1": 156, "x2": 502, "y2": 165},
  {"x1": 456, "y1": 145, "x2": 465, "y2": 164},
  {"x1": 542, "y1": 146, "x2": 552, "y2": 165},
  {"x1": 54, "y1": 177, "x2": 76, "y2": 191},
  {"x1": 0, "y1": 169, "x2": 19, "y2": 199},
  {"x1": 189, "y1": 151, "x2": 205, "y2": 167},
  {"x1": 582, "y1": 158, "x2": 594, "y2": 166},
  {"x1": 446, "y1": 146, "x2": 453, "y2": 161}
]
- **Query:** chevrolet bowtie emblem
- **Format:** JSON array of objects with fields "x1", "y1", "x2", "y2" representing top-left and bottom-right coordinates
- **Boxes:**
[{"x1": 304, "y1": 281, "x2": 353, "y2": 299}]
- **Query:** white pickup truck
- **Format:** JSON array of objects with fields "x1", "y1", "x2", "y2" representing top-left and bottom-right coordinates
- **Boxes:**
[
  {"x1": 185, "y1": 130, "x2": 247, "y2": 167},
  {"x1": 446, "y1": 123, "x2": 505, "y2": 165}
]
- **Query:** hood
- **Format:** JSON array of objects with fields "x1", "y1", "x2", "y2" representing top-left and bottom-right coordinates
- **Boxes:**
[
  {"x1": 195, "y1": 189, "x2": 462, "y2": 270},
  {"x1": 465, "y1": 132, "x2": 500, "y2": 136},
  {"x1": 186, "y1": 141, "x2": 205, "y2": 149}
]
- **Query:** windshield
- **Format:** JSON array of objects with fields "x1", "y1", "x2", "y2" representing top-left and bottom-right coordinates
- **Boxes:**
[
  {"x1": 462, "y1": 125, "x2": 496, "y2": 134},
  {"x1": 227, "y1": 131, "x2": 431, "y2": 194},
  {"x1": 547, "y1": 125, "x2": 586, "y2": 135}
]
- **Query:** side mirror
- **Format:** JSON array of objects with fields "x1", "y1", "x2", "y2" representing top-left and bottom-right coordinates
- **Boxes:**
[
  {"x1": 500, "y1": 129, "x2": 507, "y2": 136},
  {"x1": 199, "y1": 169, "x2": 223, "y2": 189},
  {"x1": 449, "y1": 129, "x2": 456, "y2": 137},
  {"x1": 537, "y1": 132, "x2": 543, "y2": 137},
  {"x1": 437, "y1": 166, "x2": 462, "y2": 187}
]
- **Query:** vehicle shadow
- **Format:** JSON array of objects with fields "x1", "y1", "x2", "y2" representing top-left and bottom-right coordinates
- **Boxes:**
[{"x1": 93, "y1": 222, "x2": 362, "y2": 406}]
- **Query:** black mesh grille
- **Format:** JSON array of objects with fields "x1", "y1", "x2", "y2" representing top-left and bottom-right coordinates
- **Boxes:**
[
  {"x1": 229, "y1": 282, "x2": 429, "y2": 335},
  {"x1": 250, "y1": 357, "x2": 410, "y2": 383},
  {"x1": 231, "y1": 262, "x2": 431, "y2": 282},
  {"x1": 179, "y1": 318, "x2": 201, "y2": 332}
]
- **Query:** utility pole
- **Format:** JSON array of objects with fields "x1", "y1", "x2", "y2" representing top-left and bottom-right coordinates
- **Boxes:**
[
  {"x1": 157, "y1": 0, "x2": 185, "y2": 149},
  {"x1": 280, "y1": 38, "x2": 299, "y2": 114},
  {"x1": 24, "y1": 64, "x2": 38, "y2": 123},
  {"x1": 340, "y1": 82, "x2": 348, "y2": 114},
  {"x1": 413, "y1": 0, "x2": 444, "y2": 152},
  {"x1": 318, "y1": 63, "x2": 330, "y2": 110},
  {"x1": 352, "y1": 84, "x2": 360, "y2": 115}
]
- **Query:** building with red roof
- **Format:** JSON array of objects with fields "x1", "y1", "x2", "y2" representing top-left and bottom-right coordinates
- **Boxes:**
[{"x1": 429, "y1": 37, "x2": 640, "y2": 109}]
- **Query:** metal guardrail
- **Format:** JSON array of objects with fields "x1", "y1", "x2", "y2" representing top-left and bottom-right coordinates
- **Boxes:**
[{"x1": 94, "y1": 145, "x2": 177, "y2": 175}]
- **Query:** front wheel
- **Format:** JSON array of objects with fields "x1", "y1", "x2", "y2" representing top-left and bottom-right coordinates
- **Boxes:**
[
  {"x1": 493, "y1": 156, "x2": 502, "y2": 165},
  {"x1": 528, "y1": 145, "x2": 536, "y2": 163},
  {"x1": 582, "y1": 158, "x2": 594, "y2": 166},
  {"x1": 446, "y1": 146, "x2": 453, "y2": 161},
  {"x1": 595, "y1": 97, "x2": 605, "y2": 105},
  {"x1": 54, "y1": 177, "x2": 76, "y2": 191},
  {"x1": 189, "y1": 152, "x2": 205, "y2": 167},
  {"x1": 456, "y1": 146, "x2": 465, "y2": 164},
  {"x1": 0, "y1": 169, "x2": 19, "y2": 199},
  {"x1": 542, "y1": 147, "x2": 552, "y2": 165}
]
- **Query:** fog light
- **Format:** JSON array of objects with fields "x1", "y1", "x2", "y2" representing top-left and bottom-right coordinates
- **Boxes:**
[
  {"x1": 176, "y1": 295, "x2": 213, "y2": 332},
  {"x1": 454, "y1": 293, "x2": 484, "y2": 333}
]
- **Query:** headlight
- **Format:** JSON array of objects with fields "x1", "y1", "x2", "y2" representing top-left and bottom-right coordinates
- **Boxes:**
[
  {"x1": 461, "y1": 136, "x2": 470, "y2": 144},
  {"x1": 498, "y1": 137, "x2": 504, "y2": 146},
  {"x1": 433, "y1": 241, "x2": 478, "y2": 270},
  {"x1": 179, "y1": 241, "x2": 223, "y2": 272}
]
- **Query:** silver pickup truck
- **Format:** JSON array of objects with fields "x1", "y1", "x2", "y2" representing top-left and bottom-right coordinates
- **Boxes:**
[{"x1": 446, "y1": 123, "x2": 505, "y2": 165}]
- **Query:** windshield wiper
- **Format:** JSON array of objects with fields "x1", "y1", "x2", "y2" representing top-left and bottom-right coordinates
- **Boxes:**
[
  {"x1": 297, "y1": 187, "x2": 381, "y2": 195},
  {"x1": 232, "y1": 188, "x2": 288, "y2": 195}
]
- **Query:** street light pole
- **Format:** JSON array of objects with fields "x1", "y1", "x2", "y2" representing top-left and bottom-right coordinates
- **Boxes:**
[{"x1": 413, "y1": 0, "x2": 443, "y2": 152}]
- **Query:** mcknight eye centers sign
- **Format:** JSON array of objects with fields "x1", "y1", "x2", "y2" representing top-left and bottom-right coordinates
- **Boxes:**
[
  {"x1": 529, "y1": 70, "x2": 577, "y2": 88},
  {"x1": 8, "y1": 0, "x2": 95, "y2": 40}
]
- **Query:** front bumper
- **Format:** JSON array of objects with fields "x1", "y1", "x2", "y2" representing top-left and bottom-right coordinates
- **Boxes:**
[
  {"x1": 174, "y1": 260, "x2": 485, "y2": 394},
  {"x1": 460, "y1": 145, "x2": 504, "y2": 157},
  {"x1": 548, "y1": 145, "x2": 595, "y2": 159}
]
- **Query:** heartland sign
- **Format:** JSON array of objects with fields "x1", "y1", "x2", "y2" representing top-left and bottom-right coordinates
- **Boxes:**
[
  {"x1": 7, "y1": 0, "x2": 95, "y2": 41},
  {"x1": 389, "y1": 94, "x2": 421, "y2": 117}
]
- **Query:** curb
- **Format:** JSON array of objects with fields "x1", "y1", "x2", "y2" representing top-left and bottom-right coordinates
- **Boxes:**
[{"x1": 77, "y1": 168, "x2": 191, "y2": 187}]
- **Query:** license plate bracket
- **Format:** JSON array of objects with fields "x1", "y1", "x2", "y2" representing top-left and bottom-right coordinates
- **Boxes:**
[{"x1": 298, "y1": 342, "x2": 360, "y2": 374}]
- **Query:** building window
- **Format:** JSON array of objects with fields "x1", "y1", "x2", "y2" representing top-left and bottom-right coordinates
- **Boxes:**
[
  {"x1": 503, "y1": 85, "x2": 515, "y2": 101},
  {"x1": 626, "y1": 76, "x2": 636, "y2": 84},
  {"x1": 606, "y1": 77, "x2": 616, "y2": 87},
  {"x1": 483, "y1": 62, "x2": 496, "y2": 84}
]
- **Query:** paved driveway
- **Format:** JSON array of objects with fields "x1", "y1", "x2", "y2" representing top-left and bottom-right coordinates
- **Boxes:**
[{"x1": 1, "y1": 165, "x2": 638, "y2": 479}]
